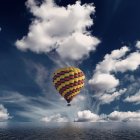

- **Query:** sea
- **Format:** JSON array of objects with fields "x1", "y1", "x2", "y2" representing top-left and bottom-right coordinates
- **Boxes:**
[{"x1": 0, "y1": 122, "x2": 140, "y2": 140}]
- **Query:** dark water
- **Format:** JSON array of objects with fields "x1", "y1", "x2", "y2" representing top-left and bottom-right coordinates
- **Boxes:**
[{"x1": 0, "y1": 122, "x2": 140, "y2": 140}]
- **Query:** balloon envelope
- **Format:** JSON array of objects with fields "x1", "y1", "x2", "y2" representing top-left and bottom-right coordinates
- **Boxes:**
[{"x1": 53, "y1": 67, "x2": 85, "y2": 104}]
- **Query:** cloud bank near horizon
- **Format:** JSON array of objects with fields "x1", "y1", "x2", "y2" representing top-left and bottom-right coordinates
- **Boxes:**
[
  {"x1": 41, "y1": 110, "x2": 140, "y2": 122},
  {"x1": 0, "y1": 104, "x2": 11, "y2": 121}
]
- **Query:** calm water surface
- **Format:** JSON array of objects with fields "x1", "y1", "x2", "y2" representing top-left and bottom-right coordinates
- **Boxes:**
[{"x1": 0, "y1": 122, "x2": 140, "y2": 140}]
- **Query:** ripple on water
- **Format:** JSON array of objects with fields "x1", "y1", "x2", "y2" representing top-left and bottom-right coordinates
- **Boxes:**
[{"x1": 0, "y1": 122, "x2": 140, "y2": 140}]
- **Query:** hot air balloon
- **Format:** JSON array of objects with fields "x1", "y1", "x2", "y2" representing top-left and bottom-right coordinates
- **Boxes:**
[{"x1": 53, "y1": 67, "x2": 85, "y2": 106}]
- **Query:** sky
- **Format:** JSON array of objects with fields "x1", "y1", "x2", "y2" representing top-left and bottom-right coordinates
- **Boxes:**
[{"x1": 0, "y1": 0, "x2": 140, "y2": 122}]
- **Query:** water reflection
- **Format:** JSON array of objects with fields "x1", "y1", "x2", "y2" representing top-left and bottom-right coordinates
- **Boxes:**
[{"x1": 0, "y1": 122, "x2": 140, "y2": 140}]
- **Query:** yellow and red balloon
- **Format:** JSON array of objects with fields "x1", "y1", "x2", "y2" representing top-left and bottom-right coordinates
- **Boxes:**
[{"x1": 53, "y1": 67, "x2": 85, "y2": 105}]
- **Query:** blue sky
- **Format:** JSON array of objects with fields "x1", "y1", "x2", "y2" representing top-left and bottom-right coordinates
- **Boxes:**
[{"x1": 0, "y1": 0, "x2": 140, "y2": 122}]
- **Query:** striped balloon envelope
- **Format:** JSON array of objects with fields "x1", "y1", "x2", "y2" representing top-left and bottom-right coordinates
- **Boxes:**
[{"x1": 53, "y1": 67, "x2": 85, "y2": 106}]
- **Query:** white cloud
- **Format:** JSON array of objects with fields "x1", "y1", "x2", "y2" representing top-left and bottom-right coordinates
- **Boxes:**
[
  {"x1": 136, "y1": 41, "x2": 140, "y2": 49},
  {"x1": 108, "y1": 111, "x2": 140, "y2": 121},
  {"x1": 95, "y1": 46, "x2": 129, "y2": 73},
  {"x1": 115, "y1": 52, "x2": 140, "y2": 72},
  {"x1": 0, "y1": 27, "x2": 1, "y2": 32},
  {"x1": 75, "y1": 110, "x2": 140, "y2": 122},
  {"x1": 124, "y1": 90, "x2": 140, "y2": 104},
  {"x1": 57, "y1": 33, "x2": 100, "y2": 60},
  {"x1": 89, "y1": 45, "x2": 140, "y2": 105},
  {"x1": 0, "y1": 105, "x2": 11, "y2": 121},
  {"x1": 110, "y1": 46, "x2": 130, "y2": 59},
  {"x1": 89, "y1": 73, "x2": 119, "y2": 92},
  {"x1": 100, "y1": 88, "x2": 127, "y2": 104},
  {"x1": 15, "y1": 0, "x2": 100, "y2": 61},
  {"x1": 42, "y1": 114, "x2": 68, "y2": 122},
  {"x1": 74, "y1": 110, "x2": 100, "y2": 122},
  {"x1": 89, "y1": 46, "x2": 129, "y2": 95},
  {"x1": 92, "y1": 45, "x2": 140, "y2": 74}
]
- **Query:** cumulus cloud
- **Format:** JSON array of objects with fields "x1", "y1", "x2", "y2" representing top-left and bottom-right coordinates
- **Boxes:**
[
  {"x1": 75, "y1": 110, "x2": 140, "y2": 122},
  {"x1": 95, "y1": 46, "x2": 129, "y2": 73},
  {"x1": 89, "y1": 46, "x2": 129, "y2": 94},
  {"x1": 74, "y1": 110, "x2": 100, "y2": 122},
  {"x1": 15, "y1": 0, "x2": 100, "y2": 61},
  {"x1": 0, "y1": 105, "x2": 11, "y2": 121},
  {"x1": 115, "y1": 52, "x2": 140, "y2": 72},
  {"x1": 96, "y1": 46, "x2": 129, "y2": 73},
  {"x1": 90, "y1": 45, "x2": 140, "y2": 76},
  {"x1": 100, "y1": 88, "x2": 127, "y2": 104},
  {"x1": 136, "y1": 41, "x2": 140, "y2": 49},
  {"x1": 108, "y1": 111, "x2": 140, "y2": 122},
  {"x1": 100, "y1": 46, "x2": 140, "y2": 73},
  {"x1": 89, "y1": 73, "x2": 119, "y2": 92},
  {"x1": 42, "y1": 114, "x2": 68, "y2": 122},
  {"x1": 89, "y1": 45, "x2": 140, "y2": 105},
  {"x1": 124, "y1": 90, "x2": 140, "y2": 104}
]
